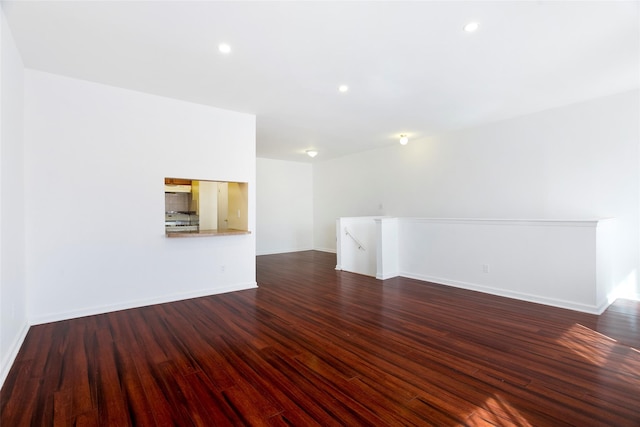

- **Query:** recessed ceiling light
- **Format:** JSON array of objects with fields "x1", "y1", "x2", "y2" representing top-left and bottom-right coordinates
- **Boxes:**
[
  {"x1": 338, "y1": 85, "x2": 349, "y2": 93},
  {"x1": 218, "y1": 43, "x2": 231, "y2": 54},
  {"x1": 463, "y1": 22, "x2": 479, "y2": 32},
  {"x1": 306, "y1": 150, "x2": 318, "y2": 158},
  {"x1": 399, "y1": 135, "x2": 409, "y2": 145}
]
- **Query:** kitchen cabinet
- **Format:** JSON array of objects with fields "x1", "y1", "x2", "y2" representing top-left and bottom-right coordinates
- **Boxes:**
[
  {"x1": 165, "y1": 178, "x2": 192, "y2": 185},
  {"x1": 164, "y1": 177, "x2": 192, "y2": 193}
]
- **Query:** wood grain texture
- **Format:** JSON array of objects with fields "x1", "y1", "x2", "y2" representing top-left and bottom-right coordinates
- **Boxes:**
[{"x1": 2, "y1": 250, "x2": 639, "y2": 425}]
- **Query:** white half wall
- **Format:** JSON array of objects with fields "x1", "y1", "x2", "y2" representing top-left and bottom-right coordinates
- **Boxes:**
[
  {"x1": 256, "y1": 158, "x2": 313, "y2": 255},
  {"x1": 314, "y1": 90, "x2": 640, "y2": 298},
  {"x1": 0, "y1": 8, "x2": 29, "y2": 388},
  {"x1": 336, "y1": 216, "x2": 613, "y2": 313},
  {"x1": 398, "y1": 218, "x2": 612, "y2": 314},
  {"x1": 24, "y1": 70, "x2": 256, "y2": 324}
]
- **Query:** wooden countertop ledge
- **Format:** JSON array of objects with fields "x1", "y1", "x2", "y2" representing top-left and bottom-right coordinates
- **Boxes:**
[{"x1": 166, "y1": 229, "x2": 251, "y2": 238}]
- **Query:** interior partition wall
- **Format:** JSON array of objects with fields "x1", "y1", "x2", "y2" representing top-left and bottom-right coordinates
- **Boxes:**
[{"x1": 337, "y1": 216, "x2": 615, "y2": 314}]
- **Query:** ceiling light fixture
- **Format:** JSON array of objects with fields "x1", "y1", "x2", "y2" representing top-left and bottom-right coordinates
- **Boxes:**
[
  {"x1": 399, "y1": 135, "x2": 409, "y2": 145},
  {"x1": 218, "y1": 43, "x2": 231, "y2": 54},
  {"x1": 306, "y1": 150, "x2": 318, "y2": 158},
  {"x1": 338, "y1": 85, "x2": 349, "y2": 93},
  {"x1": 463, "y1": 22, "x2": 479, "y2": 32}
]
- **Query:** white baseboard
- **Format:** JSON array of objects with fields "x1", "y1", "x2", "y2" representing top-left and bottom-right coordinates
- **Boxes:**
[
  {"x1": 29, "y1": 282, "x2": 258, "y2": 325},
  {"x1": 256, "y1": 247, "x2": 314, "y2": 256},
  {"x1": 400, "y1": 272, "x2": 606, "y2": 315},
  {"x1": 0, "y1": 320, "x2": 30, "y2": 389},
  {"x1": 256, "y1": 248, "x2": 336, "y2": 255},
  {"x1": 313, "y1": 247, "x2": 336, "y2": 254}
]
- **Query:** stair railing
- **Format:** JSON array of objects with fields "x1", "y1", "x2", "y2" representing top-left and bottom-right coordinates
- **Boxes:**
[{"x1": 344, "y1": 227, "x2": 366, "y2": 251}]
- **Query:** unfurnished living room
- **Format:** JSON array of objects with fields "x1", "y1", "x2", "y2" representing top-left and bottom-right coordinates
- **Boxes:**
[{"x1": 1, "y1": 1, "x2": 639, "y2": 425}]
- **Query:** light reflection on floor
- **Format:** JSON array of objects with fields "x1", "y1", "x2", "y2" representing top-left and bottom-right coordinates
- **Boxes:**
[{"x1": 559, "y1": 323, "x2": 617, "y2": 367}]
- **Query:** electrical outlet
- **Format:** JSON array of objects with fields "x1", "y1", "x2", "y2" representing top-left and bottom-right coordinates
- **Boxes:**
[
  {"x1": 482, "y1": 264, "x2": 490, "y2": 273},
  {"x1": 220, "y1": 265, "x2": 225, "y2": 273}
]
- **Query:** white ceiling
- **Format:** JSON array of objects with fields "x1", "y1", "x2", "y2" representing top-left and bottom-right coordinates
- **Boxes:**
[{"x1": 3, "y1": 1, "x2": 639, "y2": 162}]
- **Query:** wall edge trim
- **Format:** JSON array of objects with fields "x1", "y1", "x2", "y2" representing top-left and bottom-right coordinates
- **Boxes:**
[
  {"x1": 399, "y1": 217, "x2": 606, "y2": 228},
  {"x1": 313, "y1": 247, "x2": 337, "y2": 254},
  {"x1": 399, "y1": 272, "x2": 608, "y2": 314},
  {"x1": 28, "y1": 282, "x2": 258, "y2": 325},
  {"x1": 256, "y1": 247, "x2": 314, "y2": 256},
  {"x1": 0, "y1": 321, "x2": 30, "y2": 389}
]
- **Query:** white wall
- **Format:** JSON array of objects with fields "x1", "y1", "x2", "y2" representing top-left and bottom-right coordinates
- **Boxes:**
[
  {"x1": 0, "y1": 8, "x2": 28, "y2": 386},
  {"x1": 314, "y1": 90, "x2": 640, "y2": 298},
  {"x1": 24, "y1": 70, "x2": 256, "y2": 324},
  {"x1": 399, "y1": 218, "x2": 611, "y2": 313},
  {"x1": 256, "y1": 158, "x2": 313, "y2": 255}
]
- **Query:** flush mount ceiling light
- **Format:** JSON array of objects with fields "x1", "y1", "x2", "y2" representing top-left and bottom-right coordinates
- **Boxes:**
[
  {"x1": 399, "y1": 135, "x2": 409, "y2": 145},
  {"x1": 463, "y1": 22, "x2": 479, "y2": 32},
  {"x1": 306, "y1": 150, "x2": 318, "y2": 158},
  {"x1": 338, "y1": 85, "x2": 349, "y2": 93},
  {"x1": 218, "y1": 43, "x2": 232, "y2": 54}
]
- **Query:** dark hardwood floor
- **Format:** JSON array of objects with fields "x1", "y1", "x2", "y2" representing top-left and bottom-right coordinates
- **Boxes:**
[{"x1": 2, "y1": 250, "x2": 639, "y2": 426}]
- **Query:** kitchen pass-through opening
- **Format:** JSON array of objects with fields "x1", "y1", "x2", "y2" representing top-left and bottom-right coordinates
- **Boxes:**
[{"x1": 164, "y1": 177, "x2": 248, "y2": 235}]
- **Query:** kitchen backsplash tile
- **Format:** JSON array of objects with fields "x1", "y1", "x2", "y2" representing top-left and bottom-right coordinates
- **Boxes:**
[{"x1": 165, "y1": 192, "x2": 191, "y2": 212}]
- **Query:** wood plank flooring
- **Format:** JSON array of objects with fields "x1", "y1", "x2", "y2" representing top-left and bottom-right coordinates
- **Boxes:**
[{"x1": 1, "y1": 250, "x2": 639, "y2": 426}]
